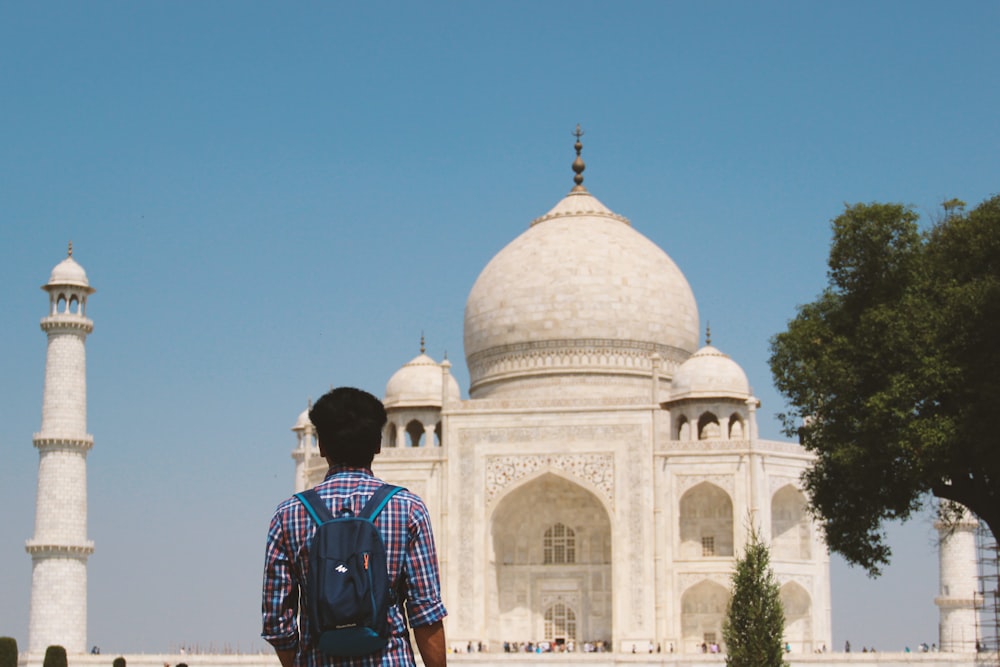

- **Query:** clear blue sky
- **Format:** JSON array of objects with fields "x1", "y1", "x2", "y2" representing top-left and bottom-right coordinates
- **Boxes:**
[{"x1": 1, "y1": 1, "x2": 997, "y2": 655}]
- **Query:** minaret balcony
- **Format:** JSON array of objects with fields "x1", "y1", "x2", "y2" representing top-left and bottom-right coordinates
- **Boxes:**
[
  {"x1": 32, "y1": 435, "x2": 95, "y2": 452},
  {"x1": 40, "y1": 315, "x2": 93, "y2": 333},
  {"x1": 934, "y1": 595, "x2": 985, "y2": 608},
  {"x1": 25, "y1": 540, "x2": 95, "y2": 557}
]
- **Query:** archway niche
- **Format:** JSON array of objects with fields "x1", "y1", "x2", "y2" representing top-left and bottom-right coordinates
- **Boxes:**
[
  {"x1": 489, "y1": 473, "x2": 612, "y2": 649},
  {"x1": 728, "y1": 413, "x2": 744, "y2": 439},
  {"x1": 680, "y1": 580, "x2": 729, "y2": 653},
  {"x1": 771, "y1": 485, "x2": 811, "y2": 560},
  {"x1": 405, "y1": 419, "x2": 425, "y2": 447},
  {"x1": 676, "y1": 415, "x2": 690, "y2": 441},
  {"x1": 780, "y1": 581, "x2": 813, "y2": 652},
  {"x1": 698, "y1": 412, "x2": 721, "y2": 440},
  {"x1": 679, "y1": 482, "x2": 734, "y2": 559}
]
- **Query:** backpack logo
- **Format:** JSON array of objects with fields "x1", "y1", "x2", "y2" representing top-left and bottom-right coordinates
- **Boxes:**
[{"x1": 295, "y1": 485, "x2": 404, "y2": 658}]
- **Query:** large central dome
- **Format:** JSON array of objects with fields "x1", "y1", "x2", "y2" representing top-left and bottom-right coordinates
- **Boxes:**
[{"x1": 463, "y1": 179, "x2": 699, "y2": 399}]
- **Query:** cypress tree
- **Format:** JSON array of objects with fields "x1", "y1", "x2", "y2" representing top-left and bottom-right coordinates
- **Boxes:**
[
  {"x1": 42, "y1": 646, "x2": 66, "y2": 667},
  {"x1": 0, "y1": 637, "x2": 18, "y2": 667},
  {"x1": 723, "y1": 527, "x2": 787, "y2": 667}
]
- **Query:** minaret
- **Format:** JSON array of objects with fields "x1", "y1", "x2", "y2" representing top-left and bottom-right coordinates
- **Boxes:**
[
  {"x1": 291, "y1": 399, "x2": 316, "y2": 493},
  {"x1": 935, "y1": 504, "x2": 982, "y2": 652},
  {"x1": 27, "y1": 244, "x2": 96, "y2": 654}
]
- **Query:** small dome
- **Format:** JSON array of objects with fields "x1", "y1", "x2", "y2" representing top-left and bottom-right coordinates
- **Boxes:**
[
  {"x1": 668, "y1": 345, "x2": 750, "y2": 401},
  {"x1": 385, "y1": 353, "x2": 460, "y2": 409},
  {"x1": 291, "y1": 408, "x2": 312, "y2": 431},
  {"x1": 46, "y1": 254, "x2": 93, "y2": 290}
]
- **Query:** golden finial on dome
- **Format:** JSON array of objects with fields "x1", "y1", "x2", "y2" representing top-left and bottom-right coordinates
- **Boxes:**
[
  {"x1": 420, "y1": 332, "x2": 426, "y2": 355},
  {"x1": 67, "y1": 241, "x2": 73, "y2": 257},
  {"x1": 571, "y1": 124, "x2": 587, "y2": 192},
  {"x1": 705, "y1": 323, "x2": 712, "y2": 346}
]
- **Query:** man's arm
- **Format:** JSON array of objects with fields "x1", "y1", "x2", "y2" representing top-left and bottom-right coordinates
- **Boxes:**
[
  {"x1": 274, "y1": 649, "x2": 295, "y2": 667},
  {"x1": 413, "y1": 620, "x2": 446, "y2": 667}
]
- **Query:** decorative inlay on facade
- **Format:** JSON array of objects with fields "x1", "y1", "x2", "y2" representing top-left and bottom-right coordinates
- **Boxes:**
[
  {"x1": 485, "y1": 453, "x2": 615, "y2": 508},
  {"x1": 376, "y1": 447, "x2": 446, "y2": 460},
  {"x1": 659, "y1": 439, "x2": 809, "y2": 457},
  {"x1": 660, "y1": 439, "x2": 745, "y2": 453},
  {"x1": 460, "y1": 423, "x2": 641, "y2": 446},
  {"x1": 448, "y1": 393, "x2": 654, "y2": 411},
  {"x1": 468, "y1": 338, "x2": 688, "y2": 387},
  {"x1": 768, "y1": 476, "x2": 800, "y2": 495},
  {"x1": 628, "y1": 435, "x2": 645, "y2": 627},
  {"x1": 678, "y1": 572, "x2": 731, "y2": 590},
  {"x1": 540, "y1": 592, "x2": 581, "y2": 609},
  {"x1": 675, "y1": 474, "x2": 735, "y2": 496},
  {"x1": 457, "y1": 445, "x2": 476, "y2": 623},
  {"x1": 776, "y1": 573, "x2": 814, "y2": 592}
]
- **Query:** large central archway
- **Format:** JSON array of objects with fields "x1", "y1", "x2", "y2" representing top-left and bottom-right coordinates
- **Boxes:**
[{"x1": 489, "y1": 473, "x2": 612, "y2": 648}]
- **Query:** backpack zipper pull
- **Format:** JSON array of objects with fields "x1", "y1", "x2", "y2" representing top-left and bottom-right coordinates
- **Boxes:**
[{"x1": 364, "y1": 552, "x2": 370, "y2": 570}]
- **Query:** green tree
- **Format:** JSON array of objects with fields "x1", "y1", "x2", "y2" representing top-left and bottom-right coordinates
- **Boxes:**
[
  {"x1": 42, "y1": 646, "x2": 66, "y2": 667},
  {"x1": 723, "y1": 527, "x2": 787, "y2": 667},
  {"x1": 0, "y1": 637, "x2": 18, "y2": 667},
  {"x1": 769, "y1": 195, "x2": 1000, "y2": 574},
  {"x1": 112, "y1": 657, "x2": 126, "y2": 667}
]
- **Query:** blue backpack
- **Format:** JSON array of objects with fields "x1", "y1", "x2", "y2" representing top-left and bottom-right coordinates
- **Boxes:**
[{"x1": 295, "y1": 484, "x2": 404, "y2": 657}]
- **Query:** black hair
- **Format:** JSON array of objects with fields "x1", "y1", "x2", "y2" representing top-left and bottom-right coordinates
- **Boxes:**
[{"x1": 308, "y1": 387, "x2": 387, "y2": 467}]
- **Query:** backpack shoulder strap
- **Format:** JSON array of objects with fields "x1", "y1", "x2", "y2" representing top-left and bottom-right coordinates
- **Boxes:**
[
  {"x1": 295, "y1": 489, "x2": 335, "y2": 525},
  {"x1": 359, "y1": 484, "x2": 405, "y2": 522}
]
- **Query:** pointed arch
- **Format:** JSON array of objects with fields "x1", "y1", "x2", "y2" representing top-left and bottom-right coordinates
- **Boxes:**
[
  {"x1": 728, "y1": 413, "x2": 744, "y2": 439},
  {"x1": 698, "y1": 412, "x2": 720, "y2": 440},
  {"x1": 489, "y1": 473, "x2": 612, "y2": 649},
  {"x1": 405, "y1": 419, "x2": 425, "y2": 447},
  {"x1": 681, "y1": 580, "x2": 729, "y2": 653},
  {"x1": 771, "y1": 485, "x2": 811, "y2": 560},
  {"x1": 780, "y1": 581, "x2": 813, "y2": 652},
  {"x1": 679, "y1": 482, "x2": 734, "y2": 559},
  {"x1": 676, "y1": 415, "x2": 690, "y2": 441},
  {"x1": 544, "y1": 602, "x2": 577, "y2": 643}
]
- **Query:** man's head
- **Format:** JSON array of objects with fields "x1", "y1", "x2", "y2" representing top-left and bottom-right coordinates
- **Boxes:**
[{"x1": 309, "y1": 387, "x2": 387, "y2": 467}]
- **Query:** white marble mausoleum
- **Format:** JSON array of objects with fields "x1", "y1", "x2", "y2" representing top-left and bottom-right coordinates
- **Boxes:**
[{"x1": 290, "y1": 136, "x2": 834, "y2": 655}]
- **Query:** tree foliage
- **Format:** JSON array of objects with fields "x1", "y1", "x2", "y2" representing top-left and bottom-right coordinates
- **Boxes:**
[
  {"x1": 723, "y1": 527, "x2": 787, "y2": 667},
  {"x1": 0, "y1": 637, "x2": 18, "y2": 667},
  {"x1": 769, "y1": 195, "x2": 1000, "y2": 574},
  {"x1": 42, "y1": 646, "x2": 66, "y2": 667}
]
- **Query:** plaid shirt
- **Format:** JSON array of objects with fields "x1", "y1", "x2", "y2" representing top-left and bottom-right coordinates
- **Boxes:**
[{"x1": 262, "y1": 465, "x2": 446, "y2": 667}]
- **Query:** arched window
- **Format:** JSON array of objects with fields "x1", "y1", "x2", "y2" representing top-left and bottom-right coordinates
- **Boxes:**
[
  {"x1": 544, "y1": 603, "x2": 577, "y2": 642},
  {"x1": 405, "y1": 419, "x2": 425, "y2": 447},
  {"x1": 385, "y1": 423, "x2": 397, "y2": 448},
  {"x1": 434, "y1": 421, "x2": 442, "y2": 447},
  {"x1": 679, "y1": 482, "x2": 734, "y2": 559},
  {"x1": 771, "y1": 485, "x2": 811, "y2": 560},
  {"x1": 681, "y1": 580, "x2": 729, "y2": 653},
  {"x1": 676, "y1": 415, "x2": 690, "y2": 441},
  {"x1": 543, "y1": 522, "x2": 576, "y2": 564},
  {"x1": 698, "y1": 412, "x2": 720, "y2": 440},
  {"x1": 728, "y1": 414, "x2": 744, "y2": 439}
]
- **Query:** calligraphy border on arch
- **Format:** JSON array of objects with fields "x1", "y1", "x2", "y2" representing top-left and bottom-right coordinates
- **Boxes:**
[{"x1": 485, "y1": 452, "x2": 615, "y2": 509}]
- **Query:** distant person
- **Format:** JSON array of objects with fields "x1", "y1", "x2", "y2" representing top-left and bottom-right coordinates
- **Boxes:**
[{"x1": 262, "y1": 387, "x2": 447, "y2": 667}]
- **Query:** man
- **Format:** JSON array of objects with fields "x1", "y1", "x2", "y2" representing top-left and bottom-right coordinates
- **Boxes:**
[{"x1": 262, "y1": 387, "x2": 447, "y2": 667}]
